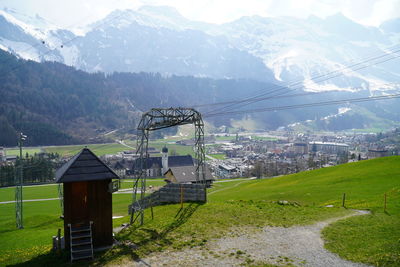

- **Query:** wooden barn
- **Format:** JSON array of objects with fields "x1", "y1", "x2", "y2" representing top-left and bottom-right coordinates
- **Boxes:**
[{"x1": 56, "y1": 148, "x2": 120, "y2": 260}]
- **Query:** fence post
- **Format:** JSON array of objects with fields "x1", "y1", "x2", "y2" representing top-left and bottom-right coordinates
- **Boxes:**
[
  {"x1": 342, "y1": 193, "x2": 346, "y2": 208},
  {"x1": 57, "y1": 228, "x2": 61, "y2": 254}
]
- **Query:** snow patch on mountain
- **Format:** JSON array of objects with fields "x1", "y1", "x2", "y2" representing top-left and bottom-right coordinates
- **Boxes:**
[
  {"x1": 303, "y1": 78, "x2": 357, "y2": 93},
  {"x1": 0, "y1": 38, "x2": 40, "y2": 61},
  {"x1": 58, "y1": 44, "x2": 80, "y2": 66},
  {"x1": 1, "y1": 7, "x2": 56, "y2": 30},
  {"x1": 286, "y1": 106, "x2": 353, "y2": 129},
  {"x1": 321, "y1": 107, "x2": 352, "y2": 121},
  {"x1": 0, "y1": 9, "x2": 47, "y2": 40},
  {"x1": 91, "y1": 8, "x2": 189, "y2": 32},
  {"x1": 366, "y1": 77, "x2": 398, "y2": 94}
]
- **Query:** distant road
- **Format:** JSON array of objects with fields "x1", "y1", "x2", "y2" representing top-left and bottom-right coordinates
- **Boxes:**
[
  {"x1": 215, "y1": 177, "x2": 256, "y2": 183},
  {"x1": 104, "y1": 129, "x2": 118, "y2": 136},
  {"x1": 118, "y1": 140, "x2": 135, "y2": 149},
  {"x1": 205, "y1": 154, "x2": 218, "y2": 161},
  {"x1": 0, "y1": 198, "x2": 59, "y2": 204}
]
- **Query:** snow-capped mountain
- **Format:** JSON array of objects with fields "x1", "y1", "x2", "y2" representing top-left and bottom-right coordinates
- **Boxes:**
[
  {"x1": 0, "y1": 6, "x2": 399, "y2": 93},
  {"x1": 0, "y1": 7, "x2": 275, "y2": 82},
  {"x1": 0, "y1": 8, "x2": 71, "y2": 62},
  {"x1": 74, "y1": 12, "x2": 274, "y2": 81},
  {"x1": 208, "y1": 13, "x2": 400, "y2": 95},
  {"x1": 89, "y1": 6, "x2": 211, "y2": 32}
]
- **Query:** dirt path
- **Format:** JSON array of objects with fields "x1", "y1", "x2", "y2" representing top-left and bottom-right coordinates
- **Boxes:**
[{"x1": 126, "y1": 210, "x2": 371, "y2": 267}]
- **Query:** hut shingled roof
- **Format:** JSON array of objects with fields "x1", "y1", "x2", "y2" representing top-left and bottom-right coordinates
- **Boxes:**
[{"x1": 56, "y1": 148, "x2": 120, "y2": 183}]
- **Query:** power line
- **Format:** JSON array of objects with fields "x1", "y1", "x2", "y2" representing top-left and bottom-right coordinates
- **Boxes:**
[
  {"x1": 201, "y1": 45, "x2": 400, "y2": 112},
  {"x1": 193, "y1": 91, "x2": 325, "y2": 108},
  {"x1": 203, "y1": 48, "x2": 400, "y2": 116},
  {"x1": 195, "y1": 44, "x2": 400, "y2": 109},
  {"x1": 204, "y1": 93, "x2": 400, "y2": 118}
]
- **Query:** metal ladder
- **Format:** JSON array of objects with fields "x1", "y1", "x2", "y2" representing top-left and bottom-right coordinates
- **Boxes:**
[{"x1": 68, "y1": 221, "x2": 94, "y2": 261}]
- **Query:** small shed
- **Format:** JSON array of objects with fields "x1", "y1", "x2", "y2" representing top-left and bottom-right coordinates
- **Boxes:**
[{"x1": 56, "y1": 148, "x2": 120, "y2": 250}]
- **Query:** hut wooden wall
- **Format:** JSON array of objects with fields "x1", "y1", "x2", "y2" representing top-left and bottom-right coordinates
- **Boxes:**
[{"x1": 64, "y1": 179, "x2": 113, "y2": 249}]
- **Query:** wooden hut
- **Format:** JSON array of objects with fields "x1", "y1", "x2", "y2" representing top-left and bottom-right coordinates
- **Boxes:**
[{"x1": 56, "y1": 148, "x2": 119, "y2": 260}]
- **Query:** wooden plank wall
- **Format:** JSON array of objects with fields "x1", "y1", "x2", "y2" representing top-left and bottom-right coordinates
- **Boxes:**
[
  {"x1": 129, "y1": 183, "x2": 206, "y2": 212},
  {"x1": 88, "y1": 180, "x2": 113, "y2": 248},
  {"x1": 63, "y1": 180, "x2": 113, "y2": 249}
]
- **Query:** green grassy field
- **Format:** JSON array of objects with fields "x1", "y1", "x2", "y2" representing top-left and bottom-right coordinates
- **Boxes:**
[
  {"x1": 215, "y1": 135, "x2": 236, "y2": 141},
  {"x1": 105, "y1": 157, "x2": 400, "y2": 267},
  {"x1": 251, "y1": 136, "x2": 278, "y2": 141},
  {"x1": 207, "y1": 153, "x2": 226, "y2": 160},
  {"x1": 4, "y1": 148, "x2": 42, "y2": 156},
  {"x1": 0, "y1": 184, "x2": 59, "y2": 202},
  {"x1": 5, "y1": 140, "x2": 197, "y2": 159},
  {"x1": 148, "y1": 143, "x2": 194, "y2": 157},
  {"x1": 0, "y1": 157, "x2": 399, "y2": 266},
  {"x1": 44, "y1": 143, "x2": 129, "y2": 157}
]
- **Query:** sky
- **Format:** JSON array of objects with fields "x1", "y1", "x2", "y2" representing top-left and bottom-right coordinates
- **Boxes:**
[{"x1": 0, "y1": 0, "x2": 399, "y2": 28}]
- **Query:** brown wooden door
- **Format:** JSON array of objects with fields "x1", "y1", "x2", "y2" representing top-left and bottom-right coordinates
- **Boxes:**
[{"x1": 70, "y1": 181, "x2": 89, "y2": 223}]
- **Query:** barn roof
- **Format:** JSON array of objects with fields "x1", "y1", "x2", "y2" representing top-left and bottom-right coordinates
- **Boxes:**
[
  {"x1": 168, "y1": 155, "x2": 194, "y2": 167},
  {"x1": 56, "y1": 148, "x2": 120, "y2": 183},
  {"x1": 165, "y1": 166, "x2": 214, "y2": 183}
]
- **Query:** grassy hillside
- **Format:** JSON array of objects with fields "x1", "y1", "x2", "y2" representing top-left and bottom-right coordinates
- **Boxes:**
[
  {"x1": 210, "y1": 157, "x2": 400, "y2": 266},
  {"x1": 211, "y1": 157, "x2": 400, "y2": 266},
  {"x1": 211, "y1": 156, "x2": 400, "y2": 211},
  {"x1": 108, "y1": 156, "x2": 400, "y2": 266},
  {"x1": 0, "y1": 157, "x2": 399, "y2": 266}
]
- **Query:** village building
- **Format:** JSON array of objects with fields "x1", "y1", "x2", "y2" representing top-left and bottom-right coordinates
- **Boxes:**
[
  {"x1": 132, "y1": 146, "x2": 194, "y2": 177},
  {"x1": 368, "y1": 148, "x2": 389, "y2": 158},
  {"x1": 309, "y1": 141, "x2": 349, "y2": 154},
  {"x1": 293, "y1": 142, "x2": 309, "y2": 154},
  {"x1": 216, "y1": 164, "x2": 238, "y2": 178},
  {"x1": 164, "y1": 165, "x2": 214, "y2": 187}
]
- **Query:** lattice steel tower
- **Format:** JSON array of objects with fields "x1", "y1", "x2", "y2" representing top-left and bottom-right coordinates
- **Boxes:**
[
  {"x1": 130, "y1": 108, "x2": 205, "y2": 225},
  {"x1": 15, "y1": 132, "x2": 26, "y2": 229}
]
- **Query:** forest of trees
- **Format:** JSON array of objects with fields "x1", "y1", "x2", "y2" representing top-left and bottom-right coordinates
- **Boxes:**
[
  {"x1": 0, "y1": 50, "x2": 282, "y2": 146},
  {"x1": 0, "y1": 152, "x2": 59, "y2": 187},
  {"x1": 2, "y1": 50, "x2": 398, "y2": 146}
]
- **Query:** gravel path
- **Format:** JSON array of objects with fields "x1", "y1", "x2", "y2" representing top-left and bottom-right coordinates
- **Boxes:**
[{"x1": 124, "y1": 210, "x2": 371, "y2": 267}]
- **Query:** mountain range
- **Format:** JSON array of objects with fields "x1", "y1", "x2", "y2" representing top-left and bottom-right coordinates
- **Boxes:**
[
  {"x1": 1, "y1": 6, "x2": 399, "y2": 91},
  {"x1": 0, "y1": 6, "x2": 400, "y2": 145}
]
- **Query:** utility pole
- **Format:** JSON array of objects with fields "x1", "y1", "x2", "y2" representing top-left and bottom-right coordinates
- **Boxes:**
[{"x1": 15, "y1": 132, "x2": 26, "y2": 229}]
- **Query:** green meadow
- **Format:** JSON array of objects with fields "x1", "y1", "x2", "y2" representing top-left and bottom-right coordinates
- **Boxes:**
[
  {"x1": 0, "y1": 156, "x2": 399, "y2": 266},
  {"x1": 42, "y1": 142, "x2": 194, "y2": 158},
  {"x1": 207, "y1": 153, "x2": 226, "y2": 160},
  {"x1": 44, "y1": 143, "x2": 129, "y2": 157},
  {"x1": 4, "y1": 148, "x2": 42, "y2": 157}
]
